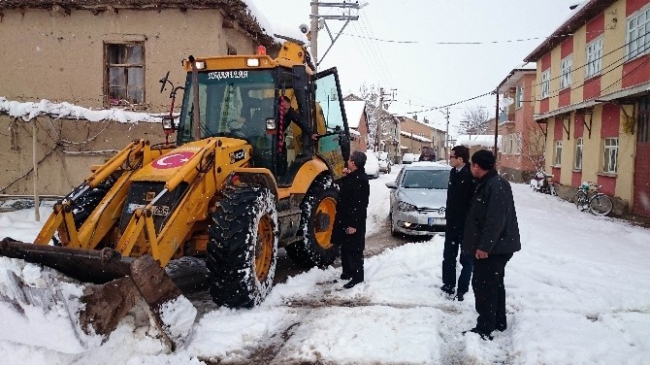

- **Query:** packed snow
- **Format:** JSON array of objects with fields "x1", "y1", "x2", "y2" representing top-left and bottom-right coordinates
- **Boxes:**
[{"x1": 1, "y1": 166, "x2": 650, "y2": 364}]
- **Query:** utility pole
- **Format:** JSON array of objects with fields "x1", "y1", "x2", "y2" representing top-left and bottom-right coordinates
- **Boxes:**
[
  {"x1": 376, "y1": 87, "x2": 396, "y2": 152},
  {"x1": 444, "y1": 107, "x2": 450, "y2": 160},
  {"x1": 494, "y1": 89, "x2": 500, "y2": 159},
  {"x1": 310, "y1": 1, "x2": 365, "y2": 68},
  {"x1": 310, "y1": 2, "x2": 319, "y2": 67}
]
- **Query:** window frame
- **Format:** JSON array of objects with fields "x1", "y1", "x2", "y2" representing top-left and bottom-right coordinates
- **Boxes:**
[
  {"x1": 560, "y1": 56, "x2": 573, "y2": 90},
  {"x1": 104, "y1": 41, "x2": 146, "y2": 108},
  {"x1": 541, "y1": 70, "x2": 551, "y2": 99},
  {"x1": 602, "y1": 137, "x2": 619, "y2": 174},
  {"x1": 626, "y1": 6, "x2": 650, "y2": 61},
  {"x1": 574, "y1": 137, "x2": 583, "y2": 171},
  {"x1": 516, "y1": 85, "x2": 524, "y2": 109},
  {"x1": 586, "y1": 37, "x2": 603, "y2": 79},
  {"x1": 554, "y1": 140, "x2": 563, "y2": 166}
]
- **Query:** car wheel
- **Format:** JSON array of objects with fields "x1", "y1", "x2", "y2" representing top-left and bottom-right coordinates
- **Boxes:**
[{"x1": 389, "y1": 213, "x2": 399, "y2": 237}]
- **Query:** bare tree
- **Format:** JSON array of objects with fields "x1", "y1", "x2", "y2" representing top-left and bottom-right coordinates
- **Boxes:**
[{"x1": 456, "y1": 106, "x2": 492, "y2": 135}]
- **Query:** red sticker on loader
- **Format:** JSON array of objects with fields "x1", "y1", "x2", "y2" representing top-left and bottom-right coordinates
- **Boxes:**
[{"x1": 152, "y1": 151, "x2": 194, "y2": 169}]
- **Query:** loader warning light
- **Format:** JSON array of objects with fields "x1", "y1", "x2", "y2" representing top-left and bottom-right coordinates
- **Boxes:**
[{"x1": 257, "y1": 45, "x2": 266, "y2": 55}]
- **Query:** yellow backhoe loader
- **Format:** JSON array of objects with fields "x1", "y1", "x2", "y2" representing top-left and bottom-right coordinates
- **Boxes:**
[{"x1": 0, "y1": 36, "x2": 351, "y2": 349}]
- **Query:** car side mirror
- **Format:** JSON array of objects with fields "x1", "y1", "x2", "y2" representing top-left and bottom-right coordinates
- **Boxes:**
[{"x1": 385, "y1": 181, "x2": 397, "y2": 189}]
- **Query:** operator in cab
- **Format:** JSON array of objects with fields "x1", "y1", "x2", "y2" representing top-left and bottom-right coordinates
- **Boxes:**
[{"x1": 277, "y1": 95, "x2": 319, "y2": 175}]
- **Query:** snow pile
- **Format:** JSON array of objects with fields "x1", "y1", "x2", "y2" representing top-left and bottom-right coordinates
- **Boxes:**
[
  {"x1": 0, "y1": 97, "x2": 162, "y2": 124},
  {"x1": 159, "y1": 296, "x2": 197, "y2": 347}
]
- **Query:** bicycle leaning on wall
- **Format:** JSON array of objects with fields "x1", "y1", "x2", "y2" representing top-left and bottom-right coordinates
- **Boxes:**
[{"x1": 574, "y1": 182, "x2": 613, "y2": 216}]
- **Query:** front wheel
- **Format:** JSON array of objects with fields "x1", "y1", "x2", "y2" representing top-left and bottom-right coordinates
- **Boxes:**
[
  {"x1": 589, "y1": 194, "x2": 613, "y2": 216},
  {"x1": 286, "y1": 175, "x2": 340, "y2": 268},
  {"x1": 575, "y1": 190, "x2": 588, "y2": 211},
  {"x1": 206, "y1": 186, "x2": 278, "y2": 308}
]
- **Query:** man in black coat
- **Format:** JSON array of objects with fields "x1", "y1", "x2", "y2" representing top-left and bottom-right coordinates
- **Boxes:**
[
  {"x1": 441, "y1": 145, "x2": 475, "y2": 301},
  {"x1": 331, "y1": 151, "x2": 370, "y2": 289},
  {"x1": 277, "y1": 96, "x2": 317, "y2": 175},
  {"x1": 462, "y1": 150, "x2": 521, "y2": 341}
]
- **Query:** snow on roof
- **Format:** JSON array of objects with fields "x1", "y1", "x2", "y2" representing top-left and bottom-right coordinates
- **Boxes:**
[
  {"x1": 343, "y1": 100, "x2": 366, "y2": 129},
  {"x1": 456, "y1": 134, "x2": 500, "y2": 148},
  {"x1": 400, "y1": 130, "x2": 432, "y2": 143},
  {"x1": 349, "y1": 128, "x2": 361, "y2": 136},
  {"x1": 0, "y1": 97, "x2": 162, "y2": 124}
]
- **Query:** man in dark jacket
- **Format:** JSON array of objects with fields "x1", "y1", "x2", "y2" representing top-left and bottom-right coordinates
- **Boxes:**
[
  {"x1": 278, "y1": 96, "x2": 316, "y2": 175},
  {"x1": 462, "y1": 150, "x2": 521, "y2": 341},
  {"x1": 441, "y1": 145, "x2": 475, "y2": 301},
  {"x1": 331, "y1": 151, "x2": 370, "y2": 289}
]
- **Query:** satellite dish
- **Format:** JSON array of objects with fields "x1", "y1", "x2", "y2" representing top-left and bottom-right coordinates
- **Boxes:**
[{"x1": 501, "y1": 97, "x2": 514, "y2": 107}]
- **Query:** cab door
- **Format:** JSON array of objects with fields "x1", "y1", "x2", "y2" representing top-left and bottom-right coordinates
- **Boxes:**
[{"x1": 313, "y1": 67, "x2": 350, "y2": 180}]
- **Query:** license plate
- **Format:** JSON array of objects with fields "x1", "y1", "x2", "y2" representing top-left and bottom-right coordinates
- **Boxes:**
[{"x1": 428, "y1": 217, "x2": 445, "y2": 226}]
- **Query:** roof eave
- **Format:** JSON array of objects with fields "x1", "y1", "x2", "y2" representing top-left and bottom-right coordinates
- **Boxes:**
[{"x1": 523, "y1": 0, "x2": 616, "y2": 62}]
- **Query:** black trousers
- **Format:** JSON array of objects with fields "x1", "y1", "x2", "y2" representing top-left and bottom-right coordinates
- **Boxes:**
[
  {"x1": 442, "y1": 233, "x2": 474, "y2": 293},
  {"x1": 341, "y1": 248, "x2": 364, "y2": 282},
  {"x1": 472, "y1": 253, "x2": 513, "y2": 334}
]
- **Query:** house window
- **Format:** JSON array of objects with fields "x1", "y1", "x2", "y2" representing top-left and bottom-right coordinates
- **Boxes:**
[
  {"x1": 560, "y1": 56, "x2": 573, "y2": 89},
  {"x1": 227, "y1": 44, "x2": 238, "y2": 55},
  {"x1": 541, "y1": 70, "x2": 550, "y2": 98},
  {"x1": 602, "y1": 137, "x2": 618, "y2": 173},
  {"x1": 586, "y1": 38, "x2": 603, "y2": 79},
  {"x1": 516, "y1": 85, "x2": 524, "y2": 108},
  {"x1": 554, "y1": 140, "x2": 563, "y2": 166},
  {"x1": 627, "y1": 6, "x2": 650, "y2": 60},
  {"x1": 105, "y1": 42, "x2": 145, "y2": 107},
  {"x1": 574, "y1": 138, "x2": 583, "y2": 170}
]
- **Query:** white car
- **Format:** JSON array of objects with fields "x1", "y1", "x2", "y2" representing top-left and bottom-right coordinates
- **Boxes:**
[
  {"x1": 402, "y1": 153, "x2": 417, "y2": 164},
  {"x1": 385, "y1": 163, "x2": 451, "y2": 237},
  {"x1": 364, "y1": 151, "x2": 380, "y2": 179},
  {"x1": 378, "y1": 152, "x2": 391, "y2": 173}
]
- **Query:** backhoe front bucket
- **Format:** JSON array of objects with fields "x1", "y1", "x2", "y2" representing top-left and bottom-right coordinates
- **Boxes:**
[
  {"x1": 0, "y1": 238, "x2": 132, "y2": 284},
  {"x1": 0, "y1": 238, "x2": 196, "y2": 351}
]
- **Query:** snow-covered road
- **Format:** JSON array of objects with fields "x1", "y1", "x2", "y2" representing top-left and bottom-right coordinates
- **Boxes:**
[{"x1": 1, "y1": 168, "x2": 649, "y2": 365}]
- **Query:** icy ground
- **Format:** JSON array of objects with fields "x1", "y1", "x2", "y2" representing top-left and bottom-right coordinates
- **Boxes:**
[{"x1": 1, "y1": 167, "x2": 650, "y2": 364}]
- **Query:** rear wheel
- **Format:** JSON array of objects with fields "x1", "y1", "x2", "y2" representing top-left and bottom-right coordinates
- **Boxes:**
[
  {"x1": 207, "y1": 186, "x2": 278, "y2": 308},
  {"x1": 286, "y1": 176, "x2": 339, "y2": 268},
  {"x1": 589, "y1": 194, "x2": 613, "y2": 216}
]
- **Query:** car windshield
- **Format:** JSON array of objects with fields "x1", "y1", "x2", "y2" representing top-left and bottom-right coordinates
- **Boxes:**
[{"x1": 401, "y1": 169, "x2": 448, "y2": 189}]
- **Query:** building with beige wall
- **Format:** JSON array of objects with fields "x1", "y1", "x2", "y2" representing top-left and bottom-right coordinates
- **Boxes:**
[
  {"x1": 497, "y1": 66, "x2": 546, "y2": 182},
  {"x1": 398, "y1": 116, "x2": 445, "y2": 160},
  {"x1": 524, "y1": 0, "x2": 650, "y2": 217},
  {"x1": 0, "y1": 0, "x2": 273, "y2": 195}
]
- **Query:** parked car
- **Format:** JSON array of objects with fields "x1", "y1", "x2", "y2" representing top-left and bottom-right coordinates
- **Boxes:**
[
  {"x1": 365, "y1": 151, "x2": 380, "y2": 179},
  {"x1": 378, "y1": 152, "x2": 391, "y2": 174},
  {"x1": 402, "y1": 153, "x2": 417, "y2": 164},
  {"x1": 385, "y1": 163, "x2": 451, "y2": 237}
]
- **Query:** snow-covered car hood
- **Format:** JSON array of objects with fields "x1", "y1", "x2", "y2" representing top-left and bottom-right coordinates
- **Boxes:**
[{"x1": 397, "y1": 188, "x2": 446, "y2": 209}]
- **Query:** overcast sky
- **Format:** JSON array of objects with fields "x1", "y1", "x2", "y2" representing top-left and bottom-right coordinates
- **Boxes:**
[{"x1": 254, "y1": 0, "x2": 583, "y2": 132}]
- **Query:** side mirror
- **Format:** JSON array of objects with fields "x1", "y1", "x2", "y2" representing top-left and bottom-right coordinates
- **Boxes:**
[{"x1": 385, "y1": 181, "x2": 397, "y2": 189}]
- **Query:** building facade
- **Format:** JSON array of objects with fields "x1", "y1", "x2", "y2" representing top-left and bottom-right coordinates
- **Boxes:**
[
  {"x1": 397, "y1": 116, "x2": 445, "y2": 160},
  {"x1": 524, "y1": 0, "x2": 650, "y2": 217},
  {"x1": 0, "y1": 0, "x2": 273, "y2": 195},
  {"x1": 497, "y1": 67, "x2": 546, "y2": 182},
  {"x1": 0, "y1": 0, "x2": 272, "y2": 111}
]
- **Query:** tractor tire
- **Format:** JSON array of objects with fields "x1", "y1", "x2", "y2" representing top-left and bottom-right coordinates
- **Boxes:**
[
  {"x1": 286, "y1": 175, "x2": 340, "y2": 268},
  {"x1": 206, "y1": 186, "x2": 278, "y2": 308}
]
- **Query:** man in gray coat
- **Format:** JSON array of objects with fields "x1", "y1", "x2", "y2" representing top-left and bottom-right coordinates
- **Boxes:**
[{"x1": 462, "y1": 150, "x2": 521, "y2": 341}]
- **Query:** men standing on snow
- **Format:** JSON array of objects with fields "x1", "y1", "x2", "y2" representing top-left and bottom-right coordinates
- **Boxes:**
[
  {"x1": 331, "y1": 151, "x2": 370, "y2": 289},
  {"x1": 462, "y1": 150, "x2": 521, "y2": 341},
  {"x1": 440, "y1": 145, "x2": 475, "y2": 301}
]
